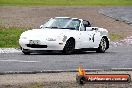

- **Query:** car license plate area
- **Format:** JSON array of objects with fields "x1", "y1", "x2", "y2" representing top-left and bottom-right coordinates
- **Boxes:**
[
  {"x1": 27, "y1": 40, "x2": 47, "y2": 48},
  {"x1": 29, "y1": 40, "x2": 40, "y2": 45}
]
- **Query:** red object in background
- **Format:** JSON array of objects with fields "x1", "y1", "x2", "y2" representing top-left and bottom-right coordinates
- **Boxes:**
[{"x1": 76, "y1": 67, "x2": 131, "y2": 84}]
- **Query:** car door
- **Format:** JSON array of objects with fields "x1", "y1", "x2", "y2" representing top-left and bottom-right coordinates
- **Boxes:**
[
  {"x1": 91, "y1": 28, "x2": 102, "y2": 48},
  {"x1": 78, "y1": 21, "x2": 95, "y2": 48},
  {"x1": 85, "y1": 27, "x2": 100, "y2": 48}
]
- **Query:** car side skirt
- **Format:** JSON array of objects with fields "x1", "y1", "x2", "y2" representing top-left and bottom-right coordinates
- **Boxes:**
[{"x1": 75, "y1": 48, "x2": 98, "y2": 51}]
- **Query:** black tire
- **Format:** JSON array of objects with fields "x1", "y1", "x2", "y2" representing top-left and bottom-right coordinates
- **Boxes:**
[
  {"x1": 96, "y1": 37, "x2": 107, "y2": 53},
  {"x1": 63, "y1": 38, "x2": 75, "y2": 54}
]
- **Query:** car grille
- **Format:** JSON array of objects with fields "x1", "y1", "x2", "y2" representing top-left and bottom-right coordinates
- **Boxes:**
[{"x1": 27, "y1": 44, "x2": 47, "y2": 48}]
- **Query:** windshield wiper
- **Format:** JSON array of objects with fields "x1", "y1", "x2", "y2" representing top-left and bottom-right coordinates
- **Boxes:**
[
  {"x1": 60, "y1": 27, "x2": 76, "y2": 30},
  {"x1": 45, "y1": 27, "x2": 76, "y2": 30},
  {"x1": 45, "y1": 27, "x2": 59, "y2": 29}
]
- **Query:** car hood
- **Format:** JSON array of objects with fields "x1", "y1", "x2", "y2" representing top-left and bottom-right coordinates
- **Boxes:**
[{"x1": 20, "y1": 28, "x2": 72, "y2": 40}]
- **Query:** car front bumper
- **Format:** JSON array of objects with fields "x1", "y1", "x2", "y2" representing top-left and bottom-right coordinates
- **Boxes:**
[{"x1": 19, "y1": 39, "x2": 65, "y2": 50}]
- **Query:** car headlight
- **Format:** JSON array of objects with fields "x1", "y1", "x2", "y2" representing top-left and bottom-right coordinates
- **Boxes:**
[
  {"x1": 20, "y1": 36, "x2": 27, "y2": 39},
  {"x1": 46, "y1": 38, "x2": 56, "y2": 41}
]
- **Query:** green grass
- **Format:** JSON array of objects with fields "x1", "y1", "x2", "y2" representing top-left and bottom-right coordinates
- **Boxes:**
[
  {"x1": 0, "y1": 0, "x2": 132, "y2": 6},
  {"x1": 109, "y1": 33, "x2": 124, "y2": 41},
  {"x1": 0, "y1": 27, "x2": 25, "y2": 48}
]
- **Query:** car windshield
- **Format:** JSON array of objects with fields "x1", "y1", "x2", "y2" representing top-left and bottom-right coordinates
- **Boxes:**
[{"x1": 43, "y1": 18, "x2": 80, "y2": 30}]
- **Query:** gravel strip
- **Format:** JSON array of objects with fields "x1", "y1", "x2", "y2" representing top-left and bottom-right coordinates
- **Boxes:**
[
  {"x1": 0, "y1": 48, "x2": 21, "y2": 53},
  {"x1": 110, "y1": 36, "x2": 132, "y2": 47}
]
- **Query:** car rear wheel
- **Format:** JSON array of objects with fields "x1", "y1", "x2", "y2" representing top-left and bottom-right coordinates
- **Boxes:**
[
  {"x1": 96, "y1": 37, "x2": 107, "y2": 53},
  {"x1": 63, "y1": 38, "x2": 75, "y2": 54}
]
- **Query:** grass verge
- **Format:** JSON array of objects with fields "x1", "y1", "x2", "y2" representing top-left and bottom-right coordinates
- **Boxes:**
[
  {"x1": 109, "y1": 32, "x2": 124, "y2": 41},
  {"x1": 0, "y1": 0, "x2": 132, "y2": 6},
  {"x1": 0, "y1": 27, "x2": 124, "y2": 48},
  {"x1": 0, "y1": 27, "x2": 25, "y2": 48}
]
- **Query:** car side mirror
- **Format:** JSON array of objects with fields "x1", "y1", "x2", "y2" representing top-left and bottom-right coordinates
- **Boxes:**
[{"x1": 40, "y1": 25, "x2": 43, "y2": 29}]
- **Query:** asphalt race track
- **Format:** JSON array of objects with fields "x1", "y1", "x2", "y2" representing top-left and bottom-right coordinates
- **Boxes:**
[
  {"x1": 0, "y1": 46, "x2": 132, "y2": 73},
  {"x1": 100, "y1": 7, "x2": 132, "y2": 25}
]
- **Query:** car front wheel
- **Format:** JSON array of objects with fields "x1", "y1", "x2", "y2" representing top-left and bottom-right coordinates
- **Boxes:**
[
  {"x1": 96, "y1": 37, "x2": 107, "y2": 53},
  {"x1": 63, "y1": 38, "x2": 75, "y2": 54}
]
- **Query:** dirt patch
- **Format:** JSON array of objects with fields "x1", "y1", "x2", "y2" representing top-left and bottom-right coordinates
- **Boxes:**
[
  {"x1": 0, "y1": 6, "x2": 132, "y2": 37},
  {"x1": 1, "y1": 82, "x2": 132, "y2": 88}
]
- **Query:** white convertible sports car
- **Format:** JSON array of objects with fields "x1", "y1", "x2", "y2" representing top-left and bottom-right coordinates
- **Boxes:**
[{"x1": 19, "y1": 17, "x2": 109, "y2": 55}]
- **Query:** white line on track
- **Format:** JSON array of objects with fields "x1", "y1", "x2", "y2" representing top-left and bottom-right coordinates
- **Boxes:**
[{"x1": 0, "y1": 59, "x2": 40, "y2": 63}]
